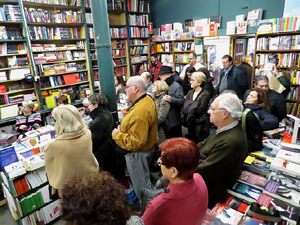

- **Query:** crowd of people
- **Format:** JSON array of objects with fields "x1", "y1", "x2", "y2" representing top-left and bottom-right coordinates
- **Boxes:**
[{"x1": 15, "y1": 52, "x2": 289, "y2": 225}]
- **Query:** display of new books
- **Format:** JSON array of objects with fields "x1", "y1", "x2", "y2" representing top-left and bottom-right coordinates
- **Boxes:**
[
  {"x1": 282, "y1": 114, "x2": 300, "y2": 144},
  {"x1": 238, "y1": 170, "x2": 268, "y2": 190},
  {"x1": 264, "y1": 180, "x2": 300, "y2": 207},
  {"x1": 268, "y1": 170, "x2": 300, "y2": 192},
  {"x1": 270, "y1": 157, "x2": 300, "y2": 177},
  {"x1": 227, "y1": 181, "x2": 263, "y2": 203}
]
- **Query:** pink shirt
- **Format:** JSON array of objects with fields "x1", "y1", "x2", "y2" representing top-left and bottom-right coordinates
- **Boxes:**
[{"x1": 142, "y1": 173, "x2": 208, "y2": 225}]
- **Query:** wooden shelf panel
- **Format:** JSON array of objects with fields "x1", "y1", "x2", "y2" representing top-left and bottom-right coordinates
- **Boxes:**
[
  {"x1": 31, "y1": 38, "x2": 85, "y2": 42},
  {"x1": 27, "y1": 22, "x2": 84, "y2": 27},
  {"x1": 174, "y1": 50, "x2": 194, "y2": 53},
  {"x1": 0, "y1": 53, "x2": 27, "y2": 57},
  {"x1": 0, "y1": 78, "x2": 24, "y2": 83},
  {"x1": 108, "y1": 9, "x2": 126, "y2": 14},
  {"x1": 36, "y1": 58, "x2": 86, "y2": 65},
  {"x1": 0, "y1": 88, "x2": 34, "y2": 95},
  {"x1": 43, "y1": 69, "x2": 88, "y2": 76},
  {"x1": 257, "y1": 31, "x2": 300, "y2": 37},
  {"x1": 174, "y1": 62, "x2": 188, "y2": 64},
  {"x1": 40, "y1": 81, "x2": 88, "y2": 90},
  {"x1": 0, "y1": 98, "x2": 37, "y2": 108},
  {"x1": 33, "y1": 48, "x2": 84, "y2": 53},
  {"x1": 130, "y1": 45, "x2": 148, "y2": 47},
  {"x1": 256, "y1": 49, "x2": 300, "y2": 53},
  {"x1": 286, "y1": 99, "x2": 298, "y2": 103},
  {"x1": 113, "y1": 56, "x2": 126, "y2": 59},
  {"x1": 23, "y1": 1, "x2": 82, "y2": 10},
  {"x1": 0, "y1": 39, "x2": 26, "y2": 43},
  {"x1": 114, "y1": 64, "x2": 127, "y2": 68},
  {"x1": 0, "y1": 65, "x2": 30, "y2": 71},
  {"x1": 156, "y1": 51, "x2": 173, "y2": 54},
  {"x1": 0, "y1": 21, "x2": 22, "y2": 25}
]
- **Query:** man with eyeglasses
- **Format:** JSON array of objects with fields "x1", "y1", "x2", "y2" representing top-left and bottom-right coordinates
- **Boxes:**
[
  {"x1": 196, "y1": 92, "x2": 247, "y2": 208},
  {"x1": 112, "y1": 76, "x2": 158, "y2": 205},
  {"x1": 179, "y1": 52, "x2": 204, "y2": 80}
]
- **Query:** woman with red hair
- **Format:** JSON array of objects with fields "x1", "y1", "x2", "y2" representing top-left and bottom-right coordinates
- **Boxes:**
[{"x1": 142, "y1": 137, "x2": 208, "y2": 225}]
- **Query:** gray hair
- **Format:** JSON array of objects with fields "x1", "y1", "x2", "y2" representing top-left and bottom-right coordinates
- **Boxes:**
[
  {"x1": 129, "y1": 76, "x2": 147, "y2": 91},
  {"x1": 216, "y1": 93, "x2": 243, "y2": 119},
  {"x1": 52, "y1": 104, "x2": 85, "y2": 135},
  {"x1": 254, "y1": 75, "x2": 269, "y2": 85},
  {"x1": 141, "y1": 71, "x2": 151, "y2": 81},
  {"x1": 22, "y1": 100, "x2": 35, "y2": 110},
  {"x1": 88, "y1": 93, "x2": 108, "y2": 106}
]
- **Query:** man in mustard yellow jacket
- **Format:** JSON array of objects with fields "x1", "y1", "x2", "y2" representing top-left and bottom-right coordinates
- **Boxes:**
[{"x1": 112, "y1": 76, "x2": 158, "y2": 202}]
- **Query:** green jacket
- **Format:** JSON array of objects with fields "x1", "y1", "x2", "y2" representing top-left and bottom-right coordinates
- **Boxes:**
[
  {"x1": 197, "y1": 123, "x2": 247, "y2": 207},
  {"x1": 113, "y1": 94, "x2": 158, "y2": 152}
]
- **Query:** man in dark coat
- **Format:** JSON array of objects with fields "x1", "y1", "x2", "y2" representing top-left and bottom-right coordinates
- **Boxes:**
[
  {"x1": 197, "y1": 92, "x2": 248, "y2": 208},
  {"x1": 215, "y1": 55, "x2": 248, "y2": 99},
  {"x1": 237, "y1": 54, "x2": 253, "y2": 89},
  {"x1": 243, "y1": 75, "x2": 287, "y2": 121},
  {"x1": 159, "y1": 66, "x2": 184, "y2": 138}
]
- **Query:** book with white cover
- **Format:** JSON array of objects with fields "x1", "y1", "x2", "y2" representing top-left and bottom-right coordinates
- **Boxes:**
[
  {"x1": 270, "y1": 157, "x2": 300, "y2": 177},
  {"x1": 276, "y1": 149, "x2": 300, "y2": 165}
]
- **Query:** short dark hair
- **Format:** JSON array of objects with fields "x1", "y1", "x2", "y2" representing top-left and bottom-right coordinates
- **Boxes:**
[
  {"x1": 186, "y1": 66, "x2": 196, "y2": 74},
  {"x1": 151, "y1": 53, "x2": 158, "y2": 58},
  {"x1": 254, "y1": 75, "x2": 269, "y2": 85},
  {"x1": 115, "y1": 75, "x2": 126, "y2": 86},
  {"x1": 189, "y1": 52, "x2": 197, "y2": 58},
  {"x1": 62, "y1": 171, "x2": 130, "y2": 225},
  {"x1": 57, "y1": 95, "x2": 68, "y2": 105},
  {"x1": 159, "y1": 137, "x2": 200, "y2": 180},
  {"x1": 222, "y1": 55, "x2": 233, "y2": 62},
  {"x1": 88, "y1": 93, "x2": 108, "y2": 107}
]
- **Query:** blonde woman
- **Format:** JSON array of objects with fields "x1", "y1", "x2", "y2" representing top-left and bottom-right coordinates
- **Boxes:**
[
  {"x1": 152, "y1": 80, "x2": 170, "y2": 144},
  {"x1": 45, "y1": 104, "x2": 99, "y2": 199},
  {"x1": 183, "y1": 72, "x2": 211, "y2": 142}
]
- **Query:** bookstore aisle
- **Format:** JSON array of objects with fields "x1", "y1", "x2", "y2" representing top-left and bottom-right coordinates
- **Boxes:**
[{"x1": 0, "y1": 204, "x2": 65, "y2": 225}]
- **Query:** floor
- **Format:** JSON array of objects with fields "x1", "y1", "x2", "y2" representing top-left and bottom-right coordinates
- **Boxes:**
[{"x1": 0, "y1": 204, "x2": 65, "y2": 225}]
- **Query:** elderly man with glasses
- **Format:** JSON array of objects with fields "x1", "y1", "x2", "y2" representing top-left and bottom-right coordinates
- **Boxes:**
[
  {"x1": 112, "y1": 76, "x2": 158, "y2": 207},
  {"x1": 196, "y1": 92, "x2": 248, "y2": 208}
]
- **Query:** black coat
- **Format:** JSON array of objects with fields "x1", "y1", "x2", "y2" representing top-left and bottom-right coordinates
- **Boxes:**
[
  {"x1": 237, "y1": 62, "x2": 253, "y2": 89},
  {"x1": 215, "y1": 65, "x2": 248, "y2": 99},
  {"x1": 204, "y1": 77, "x2": 215, "y2": 99},
  {"x1": 89, "y1": 107, "x2": 124, "y2": 177}
]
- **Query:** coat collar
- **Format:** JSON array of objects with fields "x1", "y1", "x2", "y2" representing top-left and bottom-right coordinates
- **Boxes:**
[{"x1": 56, "y1": 128, "x2": 87, "y2": 140}]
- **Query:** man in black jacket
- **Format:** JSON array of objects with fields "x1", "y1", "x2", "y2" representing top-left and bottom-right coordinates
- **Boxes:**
[
  {"x1": 159, "y1": 66, "x2": 184, "y2": 137},
  {"x1": 215, "y1": 55, "x2": 248, "y2": 99},
  {"x1": 243, "y1": 75, "x2": 287, "y2": 121}
]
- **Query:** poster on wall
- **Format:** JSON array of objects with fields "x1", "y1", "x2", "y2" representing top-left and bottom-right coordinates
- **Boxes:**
[{"x1": 283, "y1": 0, "x2": 300, "y2": 17}]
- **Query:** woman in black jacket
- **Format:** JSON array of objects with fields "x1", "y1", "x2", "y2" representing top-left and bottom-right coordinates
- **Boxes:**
[
  {"x1": 87, "y1": 93, "x2": 124, "y2": 177},
  {"x1": 244, "y1": 88, "x2": 279, "y2": 131},
  {"x1": 184, "y1": 72, "x2": 211, "y2": 142}
]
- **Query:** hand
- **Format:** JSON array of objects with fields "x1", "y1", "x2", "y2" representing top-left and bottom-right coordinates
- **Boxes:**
[
  {"x1": 272, "y1": 66, "x2": 279, "y2": 76},
  {"x1": 112, "y1": 125, "x2": 120, "y2": 136},
  {"x1": 20, "y1": 125, "x2": 27, "y2": 130},
  {"x1": 163, "y1": 95, "x2": 171, "y2": 102}
]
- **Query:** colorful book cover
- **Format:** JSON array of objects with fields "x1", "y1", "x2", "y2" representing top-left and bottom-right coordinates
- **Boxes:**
[{"x1": 228, "y1": 182, "x2": 262, "y2": 202}]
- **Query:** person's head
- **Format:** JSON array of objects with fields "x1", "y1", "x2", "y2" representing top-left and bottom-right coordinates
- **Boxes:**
[
  {"x1": 168, "y1": 62, "x2": 176, "y2": 72},
  {"x1": 197, "y1": 67, "x2": 211, "y2": 79},
  {"x1": 158, "y1": 66, "x2": 173, "y2": 81},
  {"x1": 185, "y1": 66, "x2": 196, "y2": 80},
  {"x1": 87, "y1": 93, "x2": 108, "y2": 112},
  {"x1": 22, "y1": 100, "x2": 34, "y2": 115},
  {"x1": 150, "y1": 54, "x2": 158, "y2": 64},
  {"x1": 254, "y1": 75, "x2": 269, "y2": 92},
  {"x1": 141, "y1": 71, "x2": 152, "y2": 84},
  {"x1": 245, "y1": 88, "x2": 270, "y2": 110},
  {"x1": 190, "y1": 72, "x2": 206, "y2": 89},
  {"x1": 188, "y1": 52, "x2": 197, "y2": 66},
  {"x1": 242, "y1": 55, "x2": 252, "y2": 64},
  {"x1": 158, "y1": 138, "x2": 200, "y2": 182},
  {"x1": 208, "y1": 92, "x2": 243, "y2": 129},
  {"x1": 152, "y1": 80, "x2": 169, "y2": 94},
  {"x1": 125, "y1": 76, "x2": 147, "y2": 102},
  {"x1": 136, "y1": 63, "x2": 145, "y2": 74},
  {"x1": 62, "y1": 171, "x2": 130, "y2": 225},
  {"x1": 82, "y1": 98, "x2": 90, "y2": 114},
  {"x1": 57, "y1": 95, "x2": 68, "y2": 105},
  {"x1": 114, "y1": 75, "x2": 125, "y2": 87},
  {"x1": 52, "y1": 104, "x2": 84, "y2": 136},
  {"x1": 222, "y1": 55, "x2": 233, "y2": 70}
]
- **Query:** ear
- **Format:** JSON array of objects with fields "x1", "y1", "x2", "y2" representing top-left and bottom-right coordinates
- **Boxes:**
[
  {"x1": 223, "y1": 109, "x2": 230, "y2": 119},
  {"x1": 170, "y1": 167, "x2": 179, "y2": 179}
]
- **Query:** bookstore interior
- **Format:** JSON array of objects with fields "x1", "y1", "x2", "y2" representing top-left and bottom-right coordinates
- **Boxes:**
[{"x1": 0, "y1": 0, "x2": 300, "y2": 224}]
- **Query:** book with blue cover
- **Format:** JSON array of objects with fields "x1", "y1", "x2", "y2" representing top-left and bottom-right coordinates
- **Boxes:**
[
  {"x1": 227, "y1": 181, "x2": 262, "y2": 203},
  {"x1": 0, "y1": 146, "x2": 18, "y2": 171}
]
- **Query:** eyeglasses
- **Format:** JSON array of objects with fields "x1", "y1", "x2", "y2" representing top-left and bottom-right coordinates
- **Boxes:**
[
  {"x1": 208, "y1": 106, "x2": 226, "y2": 111},
  {"x1": 157, "y1": 157, "x2": 163, "y2": 167},
  {"x1": 125, "y1": 85, "x2": 136, "y2": 90},
  {"x1": 190, "y1": 79, "x2": 195, "y2": 82}
]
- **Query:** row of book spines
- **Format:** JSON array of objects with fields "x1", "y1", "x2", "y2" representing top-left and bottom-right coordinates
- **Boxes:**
[
  {"x1": 127, "y1": 0, "x2": 150, "y2": 13},
  {"x1": 130, "y1": 46, "x2": 147, "y2": 54},
  {"x1": 129, "y1": 27, "x2": 148, "y2": 38},
  {"x1": 287, "y1": 102, "x2": 300, "y2": 116},
  {"x1": 272, "y1": 17, "x2": 299, "y2": 33},
  {"x1": 288, "y1": 87, "x2": 299, "y2": 100},
  {"x1": 24, "y1": 0, "x2": 80, "y2": 6},
  {"x1": 0, "y1": 6, "x2": 22, "y2": 22},
  {"x1": 114, "y1": 66, "x2": 127, "y2": 75},
  {"x1": 128, "y1": 14, "x2": 148, "y2": 26},
  {"x1": 43, "y1": 73, "x2": 87, "y2": 87},
  {"x1": 24, "y1": 7, "x2": 83, "y2": 24},
  {"x1": 110, "y1": 27, "x2": 128, "y2": 38},
  {"x1": 257, "y1": 35, "x2": 300, "y2": 50},
  {"x1": 255, "y1": 53, "x2": 300, "y2": 67},
  {"x1": 29, "y1": 27, "x2": 79, "y2": 40}
]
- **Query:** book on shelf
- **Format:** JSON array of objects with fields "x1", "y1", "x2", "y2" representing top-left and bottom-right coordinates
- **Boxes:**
[
  {"x1": 264, "y1": 180, "x2": 300, "y2": 207},
  {"x1": 268, "y1": 170, "x2": 300, "y2": 193},
  {"x1": 238, "y1": 170, "x2": 268, "y2": 190},
  {"x1": 227, "y1": 181, "x2": 263, "y2": 203},
  {"x1": 0, "y1": 104, "x2": 19, "y2": 119}
]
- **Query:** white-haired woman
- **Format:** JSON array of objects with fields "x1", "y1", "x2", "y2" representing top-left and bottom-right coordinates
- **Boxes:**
[
  {"x1": 45, "y1": 104, "x2": 99, "y2": 199},
  {"x1": 183, "y1": 72, "x2": 211, "y2": 142},
  {"x1": 16, "y1": 100, "x2": 42, "y2": 138}
]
